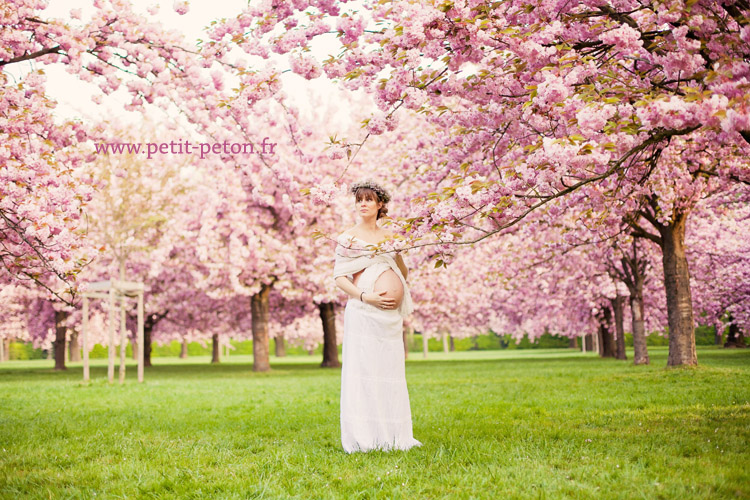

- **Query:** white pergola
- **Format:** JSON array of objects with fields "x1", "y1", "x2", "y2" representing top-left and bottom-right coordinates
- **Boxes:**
[{"x1": 81, "y1": 279, "x2": 145, "y2": 384}]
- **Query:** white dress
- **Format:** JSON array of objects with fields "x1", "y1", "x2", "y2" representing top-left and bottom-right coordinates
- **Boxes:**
[{"x1": 337, "y1": 251, "x2": 422, "y2": 453}]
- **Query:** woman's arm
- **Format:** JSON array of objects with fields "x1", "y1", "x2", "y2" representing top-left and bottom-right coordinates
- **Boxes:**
[
  {"x1": 395, "y1": 253, "x2": 408, "y2": 280},
  {"x1": 335, "y1": 276, "x2": 361, "y2": 300},
  {"x1": 335, "y1": 276, "x2": 397, "y2": 309}
]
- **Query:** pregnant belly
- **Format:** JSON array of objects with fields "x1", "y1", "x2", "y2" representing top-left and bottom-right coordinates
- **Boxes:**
[
  {"x1": 352, "y1": 267, "x2": 404, "y2": 308},
  {"x1": 374, "y1": 268, "x2": 404, "y2": 308}
]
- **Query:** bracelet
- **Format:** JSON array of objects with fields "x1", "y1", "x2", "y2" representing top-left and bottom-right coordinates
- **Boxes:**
[{"x1": 360, "y1": 291, "x2": 364, "y2": 302}]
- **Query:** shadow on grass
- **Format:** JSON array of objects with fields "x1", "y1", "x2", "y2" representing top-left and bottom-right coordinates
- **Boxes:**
[
  {"x1": 0, "y1": 360, "x2": 332, "y2": 383},
  {"x1": 1, "y1": 347, "x2": 746, "y2": 383}
]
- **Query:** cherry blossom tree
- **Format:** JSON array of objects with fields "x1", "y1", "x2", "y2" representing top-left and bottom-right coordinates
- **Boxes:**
[
  {"x1": 74, "y1": 121, "x2": 211, "y2": 366},
  {"x1": 1, "y1": 0, "x2": 235, "y2": 302},
  {"x1": 608, "y1": 237, "x2": 652, "y2": 364},
  {"x1": 6, "y1": 0, "x2": 748, "y2": 372},
  {"x1": 206, "y1": 0, "x2": 750, "y2": 366},
  {"x1": 688, "y1": 196, "x2": 750, "y2": 346}
]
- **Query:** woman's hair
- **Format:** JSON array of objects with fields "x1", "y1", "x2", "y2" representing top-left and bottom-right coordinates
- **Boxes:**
[{"x1": 354, "y1": 187, "x2": 389, "y2": 220}]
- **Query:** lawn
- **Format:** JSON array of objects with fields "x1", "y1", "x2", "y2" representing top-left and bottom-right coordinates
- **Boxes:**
[{"x1": 1, "y1": 346, "x2": 748, "y2": 499}]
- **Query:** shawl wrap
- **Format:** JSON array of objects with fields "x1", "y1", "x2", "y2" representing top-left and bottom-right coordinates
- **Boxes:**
[{"x1": 333, "y1": 234, "x2": 414, "y2": 318}]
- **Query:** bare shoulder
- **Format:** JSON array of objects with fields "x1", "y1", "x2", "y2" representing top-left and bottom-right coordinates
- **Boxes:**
[
  {"x1": 339, "y1": 226, "x2": 358, "y2": 238},
  {"x1": 337, "y1": 228, "x2": 361, "y2": 246}
]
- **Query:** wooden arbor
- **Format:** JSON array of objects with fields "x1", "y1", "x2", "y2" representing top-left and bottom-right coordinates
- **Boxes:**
[{"x1": 81, "y1": 279, "x2": 145, "y2": 383}]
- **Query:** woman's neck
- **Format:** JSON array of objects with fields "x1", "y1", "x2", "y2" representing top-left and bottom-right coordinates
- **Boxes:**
[{"x1": 358, "y1": 219, "x2": 379, "y2": 233}]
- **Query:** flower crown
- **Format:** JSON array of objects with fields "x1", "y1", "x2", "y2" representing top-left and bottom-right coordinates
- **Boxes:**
[{"x1": 349, "y1": 179, "x2": 391, "y2": 203}]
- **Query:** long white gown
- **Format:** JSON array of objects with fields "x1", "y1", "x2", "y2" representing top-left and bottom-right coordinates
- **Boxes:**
[{"x1": 334, "y1": 237, "x2": 422, "y2": 453}]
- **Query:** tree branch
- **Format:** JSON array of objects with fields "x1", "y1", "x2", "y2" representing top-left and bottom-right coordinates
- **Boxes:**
[
  {"x1": 722, "y1": 0, "x2": 750, "y2": 27},
  {"x1": 0, "y1": 45, "x2": 61, "y2": 67}
]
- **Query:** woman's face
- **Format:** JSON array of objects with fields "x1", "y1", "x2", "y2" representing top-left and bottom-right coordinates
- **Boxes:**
[{"x1": 356, "y1": 194, "x2": 382, "y2": 219}]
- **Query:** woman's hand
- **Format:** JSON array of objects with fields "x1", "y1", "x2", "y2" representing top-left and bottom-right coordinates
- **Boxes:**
[{"x1": 364, "y1": 291, "x2": 397, "y2": 310}]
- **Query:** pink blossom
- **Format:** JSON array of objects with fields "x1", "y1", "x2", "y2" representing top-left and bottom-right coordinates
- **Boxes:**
[
  {"x1": 366, "y1": 115, "x2": 386, "y2": 135},
  {"x1": 173, "y1": 1, "x2": 189, "y2": 15},
  {"x1": 535, "y1": 73, "x2": 570, "y2": 108},
  {"x1": 336, "y1": 15, "x2": 365, "y2": 45},
  {"x1": 309, "y1": 182, "x2": 338, "y2": 205},
  {"x1": 576, "y1": 105, "x2": 616, "y2": 135},
  {"x1": 289, "y1": 54, "x2": 322, "y2": 80},
  {"x1": 600, "y1": 25, "x2": 643, "y2": 53}
]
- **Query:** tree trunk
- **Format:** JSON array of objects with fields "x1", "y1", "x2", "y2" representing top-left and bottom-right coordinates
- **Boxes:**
[
  {"x1": 569, "y1": 336, "x2": 578, "y2": 349},
  {"x1": 179, "y1": 338, "x2": 188, "y2": 359},
  {"x1": 620, "y1": 239, "x2": 649, "y2": 365},
  {"x1": 598, "y1": 306, "x2": 616, "y2": 358},
  {"x1": 134, "y1": 311, "x2": 167, "y2": 367},
  {"x1": 2, "y1": 338, "x2": 9, "y2": 361},
  {"x1": 715, "y1": 327, "x2": 723, "y2": 346},
  {"x1": 54, "y1": 310, "x2": 68, "y2": 371},
  {"x1": 724, "y1": 320, "x2": 747, "y2": 348},
  {"x1": 68, "y1": 329, "x2": 81, "y2": 362},
  {"x1": 251, "y1": 284, "x2": 271, "y2": 372},
  {"x1": 211, "y1": 333, "x2": 220, "y2": 363},
  {"x1": 449, "y1": 335, "x2": 455, "y2": 352},
  {"x1": 611, "y1": 295, "x2": 627, "y2": 360},
  {"x1": 584, "y1": 333, "x2": 593, "y2": 351},
  {"x1": 658, "y1": 212, "x2": 697, "y2": 366},
  {"x1": 319, "y1": 302, "x2": 340, "y2": 368},
  {"x1": 275, "y1": 333, "x2": 286, "y2": 357},
  {"x1": 144, "y1": 323, "x2": 153, "y2": 367},
  {"x1": 442, "y1": 331, "x2": 449, "y2": 353},
  {"x1": 630, "y1": 291, "x2": 649, "y2": 365}
]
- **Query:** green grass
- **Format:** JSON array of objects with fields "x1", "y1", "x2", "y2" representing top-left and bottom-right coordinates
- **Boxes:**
[
  {"x1": 1, "y1": 346, "x2": 748, "y2": 499},
  {"x1": 6, "y1": 323, "x2": 722, "y2": 361}
]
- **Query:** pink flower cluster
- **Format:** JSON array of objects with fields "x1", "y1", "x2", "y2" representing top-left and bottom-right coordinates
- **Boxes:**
[{"x1": 289, "y1": 54, "x2": 323, "y2": 80}]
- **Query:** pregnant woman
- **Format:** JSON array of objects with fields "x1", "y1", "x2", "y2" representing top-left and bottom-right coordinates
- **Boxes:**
[{"x1": 333, "y1": 180, "x2": 422, "y2": 453}]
